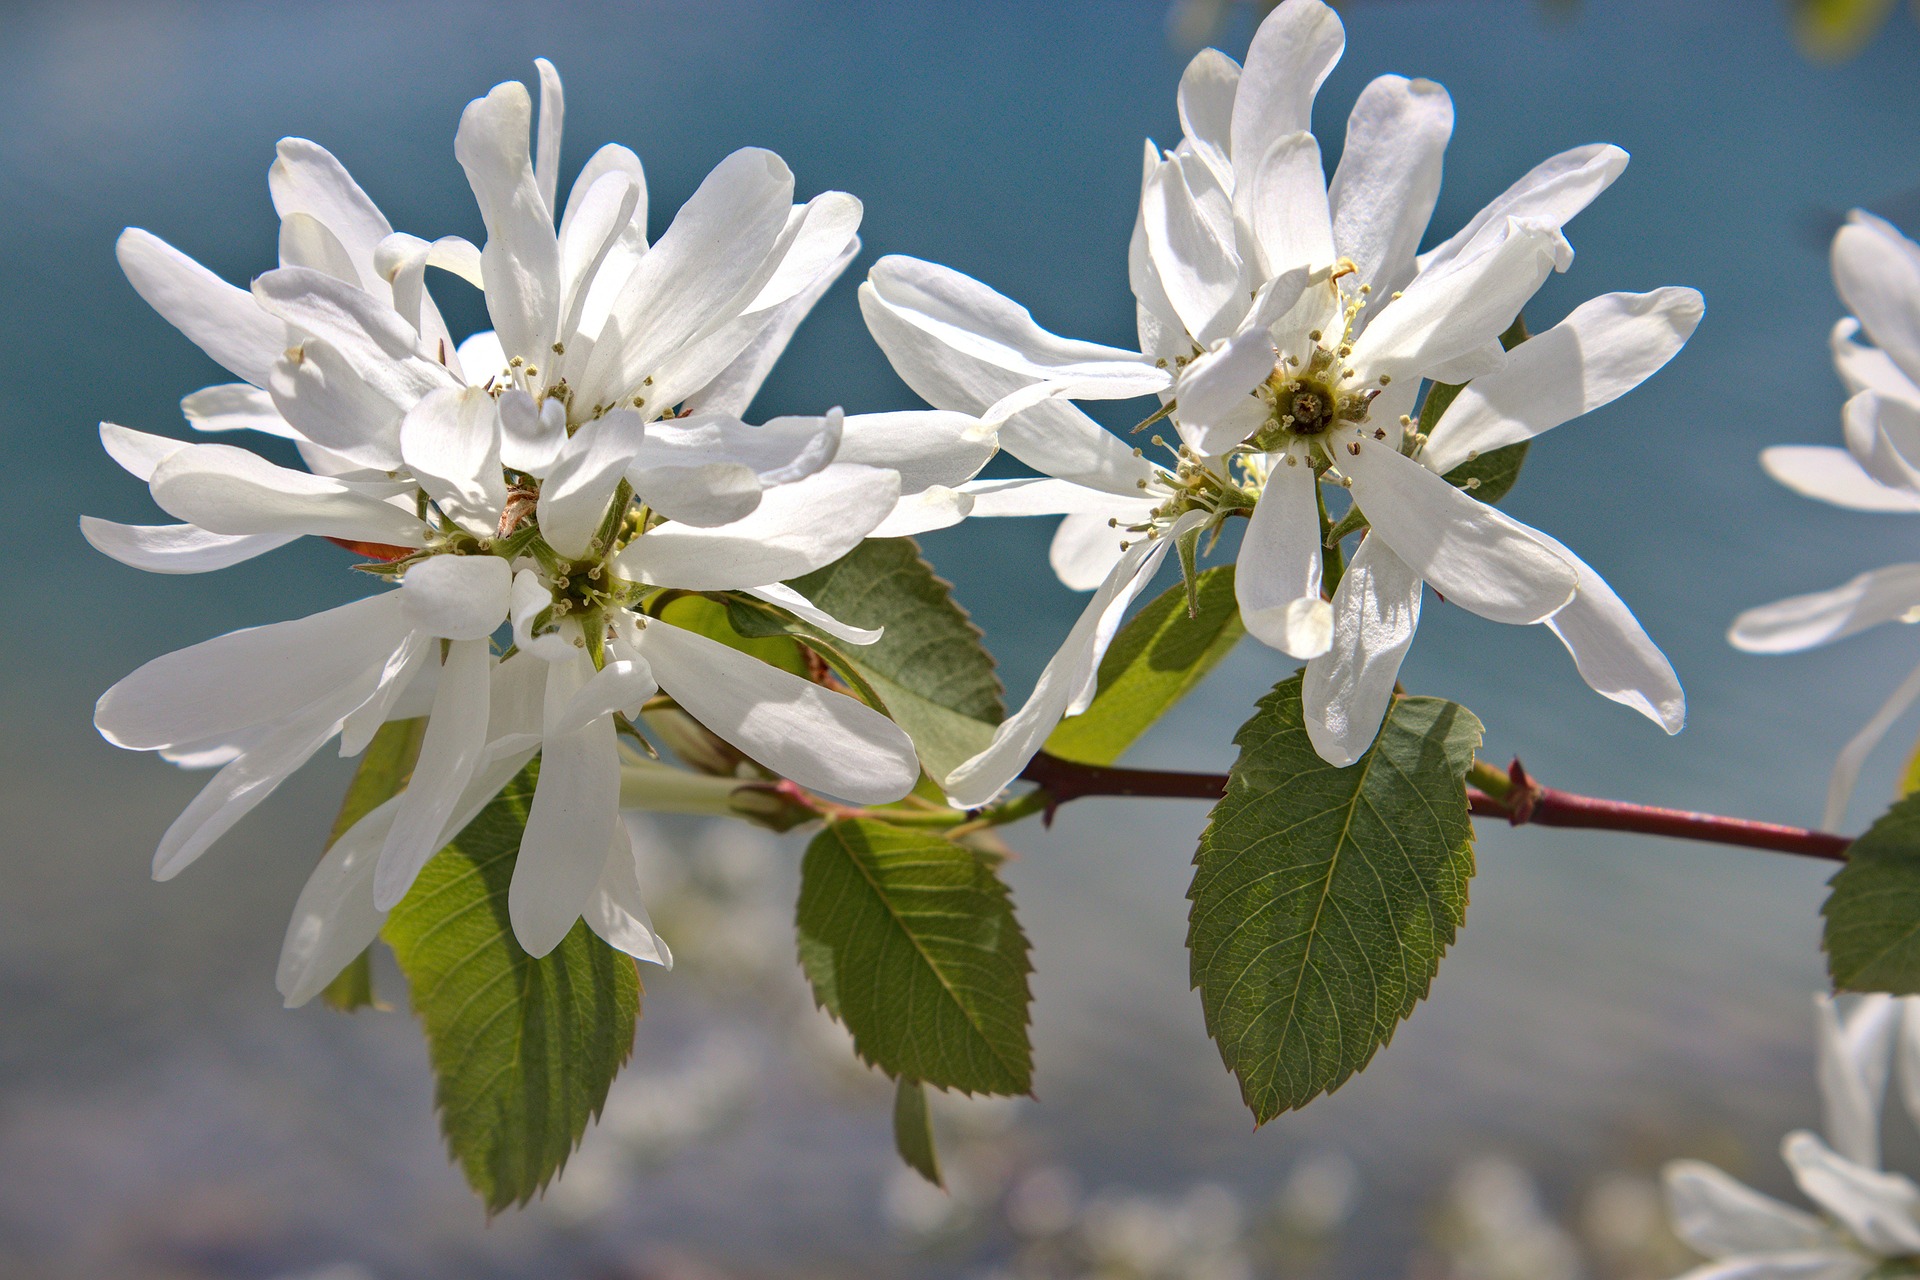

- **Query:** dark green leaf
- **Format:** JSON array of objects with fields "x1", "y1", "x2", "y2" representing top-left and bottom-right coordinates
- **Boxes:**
[
  {"x1": 797, "y1": 818, "x2": 1032, "y2": 1095},
  {"x1": 1824, "y1": 794, "x2": 1920, "y2": 993},
  {"x1": 1188, "y1": 674, "x2": 1482, "y2": 1122},
  {"x1": 383, "y1": 762, "x2": 641, "y2": 1213},
  {"x1": 893, "y1": 1078, "x2": 944, "y2": 1187},
  {"x1": 1045, "y1": 566, "x2": 1244, "y2": 766},
  {"x1": 320, "y1": 717, "x2": 425, "y2": 1011},
  {"x1": 1443, "y1": 441, "x2": 1530, "y2": 504}
]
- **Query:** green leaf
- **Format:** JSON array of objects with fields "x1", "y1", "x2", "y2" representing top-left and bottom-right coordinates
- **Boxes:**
[
  {"x1": 1824, "y1": 794, "x2": 1920, "y2": 993},
  {"x1": 1443, "y1": 441, "x2": 1530, "y2": 505},
  {"x1": 658, "y1": 593, "x2": 810, "y2": 677},
  {"x1": 1187, "y1": 674, "x2": 1482, "y2": 1122},
  {"x1": 382, "y1": 762, "x2": 641, "y2": 1213},
  {"x1": 893, "y1": 1078, "x2": 944, "y2": 1187},
  {"x1": 1044, "y1": 565, "x2": 1244, "y2": 766},
  {"x1": 796, "y1": 818, "x2": 1033, "y2": 1095},
  {"x1": 319, "y1": 717, "x2": 426, "y2": 1011}
]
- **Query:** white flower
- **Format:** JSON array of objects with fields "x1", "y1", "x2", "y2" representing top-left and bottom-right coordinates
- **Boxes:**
[
  {"x1": 1730, "y1": 211, "x2": 1920, "y2": 831},
  {"x1": 1661, "y1": 994, "x2": 1920, "y2": 1280},
  {"x1": 863, "y1": 0, "x2": 1696, "y2": 802},
  {"x1": 90, "y1": 61, "x2": 937, "y2": 968}
]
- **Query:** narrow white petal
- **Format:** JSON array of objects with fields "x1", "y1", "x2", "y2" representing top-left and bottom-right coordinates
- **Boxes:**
[
  {"x1": 116, "y1": 228, "x2": 288, "y2": 388},
  {"x1": 1834, "y1": 213, "x2": 1920, "y2": 389},
  {"x1": 1422, "y1": 288, "x2": 1704, "y2": 472},
  {"x1": 1823, "y1": 655, "x2": 1920, "y2": 832},
  {"x1": 1783, "y1": 1130, "x2": 1920, "y2": 1255},
  {"x1": 149, "y1": 443, "x2": 425, "y2": 546},
  {"x1": 1832, "y1": 317, "x2": 1920, "y2": 404},
  {"x1": 683, "y1": 236, "x2": 860, "y2": 417},
  {"x1": 1343, "y1": 441, "x2": 1576, "y2": 624},
  {"x1": 1230, "y1": 0, "x2": 1344, "y2": 197},
  {"x1": 1239, "y1": 131, "x2": 1334, "y2": 282},
  {"x1": 336, "y1": 632, "x2": 432, "y2": 758},
  {"x1": 632, "y1": 463, "x2": 762, "y2": 527},
  {"x1": 629, "y1": 409, "x2": 840, "y2": 486},
  {"x1": 81, "y1": 516, "x2": 296, "y2": 575},
  {"x1": 276, "y1": 795, "x2": 396, "y2": 1007},
  {"x1": 1847, "y1": 391, "x2": 1920, "y2": 492},
  {"x1": 1050, "y1": 512, "x2": 1130, "y2": 592},
  {"x1": 1177, "y1": 47, "x2": 1240, "y2": 190},
  {"x1": 269, "y1": 138, "x2": 394, "y2": 289},
  {"x1": 399, "y1": 555, "x2": 512, "y2": 640},
  {"x1": 181, "y1": 383, "x2": 301, "y2": 440},
  {"x1": 1329, "y1": 75, "x2": 1453, "y2": 304},
  {"x1": 400, "y1": 386, "x2": 509, "y2": 537},
  {"x1": 497, "y1": 389, "x2": 568, "y2": 475},
  {"x1": 536, "y1": 407, "x2": 647, "y2": 558},
  {"x1": 266, "y1": 337, "x2": 409, "y2": 471},
  {"x1": 640, "y1": 619, "x2": 919, "y2": 803},
  {"x1": 1762, "y1": 446, "x2": 1920, "y2": 513},
  {"x1": 374, "y1": 638, "x2": 492, "y2": 909},
  {"x1": 584, "y1": 821, "x2": 672, "y2": 967},
  {"x1": 1177, "y1": 328, "x2": 1278, "y2": 452},
  {"x1": 617, "y1": 463, "x2": 898, "y2": 589},
  {"x1": 1238, "y1": 460, "x2": 1331, "y2": 658},
  {"x1": 833, "y1": 410, "x2": 998, "y2": 493},
  {"x1": 457, "y1": 80, "x2": 562, "y2": 362},
  {"x1": 533, "y1": 58, "x2": 564, "y2": 217},
  {"x1": 1729, "y1": 564, "x2": 1920, "y2": 653},
  {"x1": 961, "y1": 476, "x2": 1155, "y2": 519},
  {"x1": 1302, "y1": 535, "x2": 1422, "y2": 766},
  {"x1": 1145, "y1": 151, "x2": 1244, "y2": 342},
  {"x1": 1816, "y1": 993, "x2": 1900, "y2": 1169},
  {"x1": 745, "y1": 191, "x2": 864, "y2": 314},
  {"x1": 551, "y1": 656, "x2": 657, "y2": 738},
  {"x1": 279, "y1": 211, "x2": 358, "y2": 284},
  {"x1": 1417, "y1": 143, "x2": 1627, "y2": 277},
  {"x1": 870, "y1": 487, "x2": 975, "y2": 537},
  {"x1": 100, "y1": 422, "x2": 188, "y2": 481},
  {"x1": 511, "y1": 656, "x2": 621, "y2": 957},
  {"x1": 1537, "y1": 534, "x2": 1684, "y2": 733},
  {"x1": 251, "y1": 265, "x2": 424, "y2": 361},
  {"x1": 746, "y1": 582, "x2": 882, "y2": 645},
  {"x1": 1662, "y1": 1160, "x2": 1833, "y2": 1259}
]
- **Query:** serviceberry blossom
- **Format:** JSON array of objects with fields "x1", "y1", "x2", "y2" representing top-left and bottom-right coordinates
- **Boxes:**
[
  {"x1": 1663, "y1": 994, "x2": 1920, "y2": 1280},
  {"x1": 88, "y1": 61, "x2": 974, "y2": 966},
  {"x1": 863, "y1": 0, "x2": 1697, "y2": 805},
  {"x1": 1731, "y1": 211, "x2": 1920, "y2": 831}
]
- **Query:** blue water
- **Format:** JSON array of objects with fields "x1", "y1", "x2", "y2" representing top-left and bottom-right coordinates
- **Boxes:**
[{"x1": 4, "y1": 0, "x2": 1920, "y2": 1275}]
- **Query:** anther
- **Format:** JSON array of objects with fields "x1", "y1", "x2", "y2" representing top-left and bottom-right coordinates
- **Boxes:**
[
  {"x1": 510, "y1": 356, "x2": 524, "y2": 367},
  {"x1": 1308, "y1": 330, "x2": 1323, "y2": 342},
  {"x1": 1374, "y1": 428, "x2": 1387, "y2": 440},
  {"x1": 552, "y1": 342, "x2": 565, "y2": 354},
  {"x1": 1379, "y1": 374, "x2": 1392, "y2": 385},
  {"x1": 1347, "y1": 442, "x2": 1362, "y2": 455}
]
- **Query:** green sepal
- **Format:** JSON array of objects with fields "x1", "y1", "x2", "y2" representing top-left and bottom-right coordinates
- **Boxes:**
[
  {"x1": 796, "y1": 818, "x2": 1033, "y2": 1095},
  {"x1": 1188, "y1": 674, "x2": 1481, "y2": 1122},
  {"x1": 1175, "y1": 522, "x2": 1204, "y2": 620},
  {"x1": 893, "y1": 1078, "x2": 944, "y2": 1187}
]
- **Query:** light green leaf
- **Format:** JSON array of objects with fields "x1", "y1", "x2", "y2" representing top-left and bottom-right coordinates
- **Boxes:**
[
  {"x1": 1188, "y1": 674, "x2": 1481, "y2": 1123},
  {"x1": 1824, "y1": 795, "x2": 1920, "y2": 993},
  {"x1": 383, "y1": 762, "x2": 641, "y2": 1213},
  {"x1": 797, "y1": 818, "x2": 1033, "y2": 1095},
  {"x1": 1044, "y1": 565, "x2": 1243, "y2": 766},
  {"x1": 658, "y1": 593, "x2": 810, "y2": 677},
  {"x1": 893, "y1": 1078, "x2": 944, "y2": 1187},
  {"x1": 320, "y1": 717, "x2": 425, "y2": 1011}
]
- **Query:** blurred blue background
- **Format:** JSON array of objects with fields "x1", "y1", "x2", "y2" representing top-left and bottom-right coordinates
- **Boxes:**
[{"x1": 6, "y1": 0, "x2": 1920, "y2": 1276}]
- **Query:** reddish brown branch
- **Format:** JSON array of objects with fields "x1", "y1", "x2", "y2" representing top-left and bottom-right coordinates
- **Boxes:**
[{"x1": 1015, "y1": 752, "x2": 1854, "y2": 862}]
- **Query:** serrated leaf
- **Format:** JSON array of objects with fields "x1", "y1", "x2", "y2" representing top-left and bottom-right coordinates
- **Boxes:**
[
  {"x1": 1044, "y1": 565, "x2": 1244, "y2": 766},
  {"x1": 893, "y1": 1078, "x2": 944, "y2": 1187},
  {"x1": 1823, "y1": 794, "x2": 1920, "y2": 993},
  {"x1": 382, "y1": 762, "x2": 641, "y2": 1213},
  {"x1": 797, "y1": 818, "x2": 1032, "y2": 1095},
  {"x1": 1188, "y1": 674, "x2": 1481, "y2": 1122},
  {"x1": 320, "y1": 717, "x2": 425, "y2": 1011}
]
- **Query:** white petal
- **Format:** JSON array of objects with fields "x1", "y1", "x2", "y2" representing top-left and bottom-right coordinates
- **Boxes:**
[
  {"x1": 1238, "y1": 131, "x2": 1334, "y2": 282},
  {"x1": 266, "y1": 337, "x2": 408, "y2": 471},
  {"x1": 1145, "y1": 150, "x2": 1244, "y2": 342},
  {"x1": 149, "y1": 442, "x2": 425, "y2": 546},
  {"x1": 577, "y1": 148, "x2": 794, "y2": 406},
  {"x1": 100, "y1": 421, "x2": 186, "y2": 481},
  {"x1": 279, "y1": 211, "x2": 358, "y2": 284},
  {"x1": 1730, "y1": 564, "x2": 1920, "y2": 653},
  {"x1": 511, "y1": 655, "x2": 621, "y2": 957},
  {"x1": 400, "y1": 386, "x2": 508, "y2": 537},
  {"x1": 1761, "y1": 445, "x2": 1920, "y2": 513},
  {"x1": 1847, "y1": 392, "x2": 1920, "y2": 492},
  {"x1": 1422, "y1": 288, "x2": 1705, "y2": 473},
  {"x1": 1329, "y1": 76, "x2": 1453, "y2": 304},
  {"x1": 870, "y1": 487, "x2": 975, "y2": 537},
  {"x1": 373, "y1": 638, "x2": 492, "y2": 909},
  {"x1": 1351, "y1": 219, "x2": 1568, "y2": 383},
  {"x1": 632, "y1": 463, "x2": 762, "y2": 527},
  {"x1": 1817, "y1": 993, "x2": 1900, "y2": 1169},
  {"x1": 181, "y1": 383, "x2": 301, "y2": 440},
  {"x1": 1050, "y1": 512, "x2": 1130, "y2": 592},
  {"x1": 537, "y1": 407, "x2": 647, "y2": 558},
  {"x1": 336, "y1": 632, "x2": 432, "y2": 758},
  {"x1": 81, "y1": 516, "x2": 296, "y2": 575},
  {"x1": 1662, "y1": 1160, "x2": 1833, "y2": 1258},
  {"x1": 533, "y1": 59, "x2": 564, "y2": 217},
  {"x1": 745, "y1": 582, "x2": 882, "y2": 645},
  {"x1": 617, "y1": 463, "x2": 899, "y2": 590},
  {"x1": 683, "y1": 235, "x2": 860, "y2": 417},
  {"x1": 943, "y1": 515, "x2": 1197, "y2": 808},
  {"x1": 269, "y1": 138, "x2": 394, "y2": 290},
  {"x1": 1230, "y1": 0, "x2": 1344, "y2": 197},
  {"x1": 1342, "y1": 441, "x2": 1577, "y2": 624},
  {"x1": 1783, "y1": 1130, "x2": 1920, "y2": 1255},
  {"x1": 551, "y1": 655, "x2": 658, "y2": 738},
  {"x1": 1832, "y1": 317, "x2": 1920, "y2": 404},
  {"x1": 1536, "y1": 534, "x2": 1684, "y2": 733},
  {"x1": 276, "y1": 795, "x2": 396, "y2": 1007},
  {"x1": 509, "y1": 569, "x2": 576, "y2": 663},
  {"x1": 745, "y1": 190, "x2": 864, "y2": 314},
  {"x1": 497, "y1": 389, "x2": 568, "y2": 475},
  {"x1": 457, "y1": 80, "x2": 562, "y2": 362},
  {"x1": 1417, "y1": 143, "x2": 1628, "y2": 277},
  {"x1": 1177, "y1": 47, "x2": 1240, "y2": 190},
  {"x1": 833, "y1": 410, "x2": 998, "y2": 493},
  {"x1": 961, "y1": 476, "x2": 1155, "y2": 519},
  {"x1": 116, "y1": 228, "x2": 288, "y2": 388},
  {"x1": 1177, "y1": 327, "x2": 1279, "y2": 455},
  {"x1": 584, "y1": 821, "x2": 672, "y2": 966},
  {"x1": 629, "y1": 409, "x2": 841, "y2": 486},
  {"x1": 639, "y1": 619, "x2": 919, "y2": 803},
  {"x1": 1824, "y1": 655, "x2": 1920, "y2": 833},
  {"x1": 1834, "y1": 212, "x2": 1920, "y2": 389},
  {"x1": 399, "y1": 555, "x2": 512, "y2": 641},
  {"x1": 1302, "y1": 535, "x2": 1422, "y2": 766},
  {"x1": 1238, "y1": 459, "x2": 1331, "y2": 657},
  {"x1": 251, "y1": 265, "x2": 425, "y2": 361}
]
